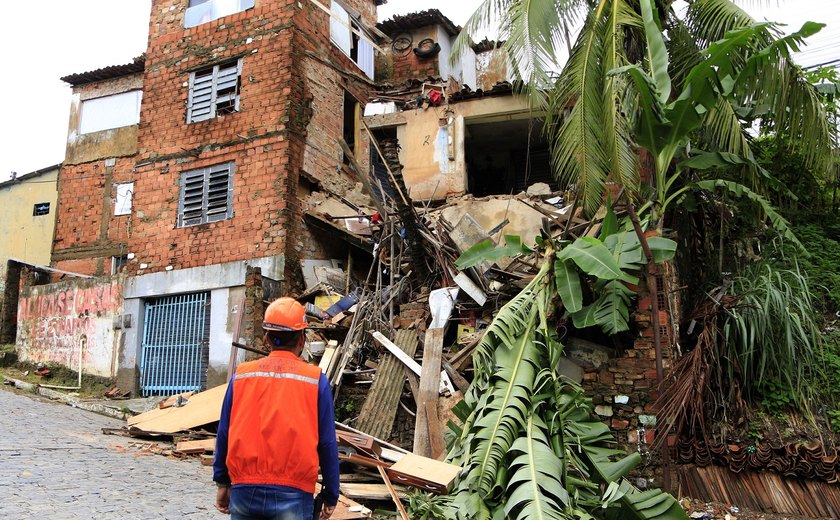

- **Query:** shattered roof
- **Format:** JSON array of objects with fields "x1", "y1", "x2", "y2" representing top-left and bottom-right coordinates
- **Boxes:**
[
  {"x1": 377, "y1": 9, "x2": 460, "y2": 37},
  {"x1": 449, "y1": 81, "x2": 514, "y2": 102},
  {"x1": 60, "y1": 55, "x2": 145, "y2": 86},
  {"x1": 472, "y1": 38, "x2": 505, "y2": 53}
]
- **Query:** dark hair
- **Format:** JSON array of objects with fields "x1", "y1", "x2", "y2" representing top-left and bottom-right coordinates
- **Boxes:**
[{"x1": 265, "y1": 329, "x2": 304, "y2": 350}]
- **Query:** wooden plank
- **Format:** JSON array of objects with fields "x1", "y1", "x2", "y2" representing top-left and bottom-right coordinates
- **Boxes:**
[
  {"x1": 339, "y1": 483, "x2": 406, "y2": 501},
  {"x1": 372, "y1": 330, "x2": 451, "y2": 394},
  {"x1": 378, "y1": 466, "x2": 411, "y2": 520},
  {"x1": 356, "y1": 330, "x2": 419, "y2": 440},
  {"x1": 453, "y1": 271, "x2": 488, "y2": 306},
  {"x1": 319, "y1": 347, "x2": 338, "y2": 375},
  {"x1": 315, "y1": 484, "x2": 373, "y2": 519},
  {"x1": 127, "y1": 384, "x2": 227, "y2": 433},
  {"x1": 175, "y1": 438, "x2": 216, "y2": 454},
  {"x1": 425, "y1": 400, "x2": 445, "y2": 460},
  {"x1": 414, "y1": 328, "x2": 443, "y2": 457},
  {"x1": 442, "y1": 359, "x2": 470, "y2": 393},
  {"x1": 200, "y1": 454, "x2": 215, "y2": 466}
]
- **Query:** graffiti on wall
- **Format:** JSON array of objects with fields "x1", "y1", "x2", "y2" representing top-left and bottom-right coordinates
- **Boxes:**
[{"x1": 17, "y1": 280, "x2": 123, "y2": 375}]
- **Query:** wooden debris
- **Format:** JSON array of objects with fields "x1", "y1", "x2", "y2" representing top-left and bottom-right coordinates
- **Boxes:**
[
  {"x1": 414, "y1": 328, "x2": 443, "y2": 457},
  {"x1": 378, "y1": 466, "x2": 410, "y2": 520},
  {"x1": 356, "y1": 330, "x2": 419, "y2": 440},
  {"x1": 387, "y1": 453, "x2": 462, "y2": 495},
  {"x1": 127, "y1": 384, "x2": 227, "y2": 435},
  {"x1": 174, "y1": 438, "x2": 216, "y2": 455}
]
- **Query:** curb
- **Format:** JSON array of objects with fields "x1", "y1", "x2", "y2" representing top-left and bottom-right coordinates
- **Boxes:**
[{"x1": 2, "y1": 377, "x2": 129, "y2": 421}]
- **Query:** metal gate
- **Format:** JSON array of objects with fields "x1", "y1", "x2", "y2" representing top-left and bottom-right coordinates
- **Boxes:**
[{"x1": 140, "y1": 292, "x2": 210, "y2": 396}]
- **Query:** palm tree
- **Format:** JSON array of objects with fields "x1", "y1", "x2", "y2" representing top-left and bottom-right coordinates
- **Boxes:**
[{"x1": 453, "y1": 0, "x2": 835, "y2": 218}]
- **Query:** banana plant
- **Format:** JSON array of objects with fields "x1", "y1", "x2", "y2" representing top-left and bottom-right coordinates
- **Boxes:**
[
  {"x1": 419, "y1": 231, "x2": 684, "y2": 519},
  {"x1": 610, "y1": 0, "x2": 824, "y2": 233}
]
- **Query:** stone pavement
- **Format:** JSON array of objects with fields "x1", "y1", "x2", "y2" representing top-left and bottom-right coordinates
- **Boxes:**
[{"x1": 0, "y1": 387, "x2": 224, "y2": 519}]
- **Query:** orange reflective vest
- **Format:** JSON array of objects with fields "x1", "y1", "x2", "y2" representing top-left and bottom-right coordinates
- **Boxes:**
[{"x1": 226, "y1": 350, "x2": 322, "y2": 492}]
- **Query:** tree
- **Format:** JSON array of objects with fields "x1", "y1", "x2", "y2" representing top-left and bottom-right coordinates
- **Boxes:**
[{"x1": 453, "y1": 0, "x2": 834, "y2": 218}]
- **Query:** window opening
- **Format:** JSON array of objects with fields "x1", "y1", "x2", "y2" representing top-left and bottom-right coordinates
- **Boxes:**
[
  {"x1": 112, "y1": 255, "x2": 128, "y2": 275},
  {"x1": 178, "y1": 162, "x2": 235, "y2": 227},
  {"x1": 187, "y1": 59, "x2": 242, "y2": 123},
  {"x1": 185, "y1": 0, "x2": 255, "y2": 28},
  {"x1": 464, "y1": 118, "x2": 555, "y2": 196},
  {"x1": 33, "y1": 202, "x2": 50, "y2": 216},
  {"x1": 343, "y1": 91, "x2": 359, "y2": 164}
]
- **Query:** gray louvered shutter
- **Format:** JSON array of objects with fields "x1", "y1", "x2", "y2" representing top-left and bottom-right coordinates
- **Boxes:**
[
  {"x1": 188, "y1": 69, "x2": 215, "y2": 123},
  {"x1": 180, "y1": 168, "x2": 208, "y2": 226},
  {"x1": 214, "y1": 61, "x2": 241, "y2": 113},
  {"x1": 206, "y1": 163, "x2": 233, "y2": 222}
]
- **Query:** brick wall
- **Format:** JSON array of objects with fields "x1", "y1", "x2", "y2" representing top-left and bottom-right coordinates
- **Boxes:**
[
  {"x1": 117, "y1": 0, "x2": 374, "y2": 287},
  {"x1": 53, "y1": 157, "x2": 136, "y2": 276}
]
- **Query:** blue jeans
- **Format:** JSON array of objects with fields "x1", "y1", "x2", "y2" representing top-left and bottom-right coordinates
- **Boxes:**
[{"x1": 230, "y1": 485, "x2": 315, "y2": 520}]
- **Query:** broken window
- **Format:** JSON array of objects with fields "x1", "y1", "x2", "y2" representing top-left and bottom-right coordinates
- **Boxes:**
[
  {"x1": 187, "y1": 59, "x2": 242, "y2": 123},
  {"x1": 464, "y1": 118, "x2": 556, "y2": 197},
  {"x1": 79, "y1": 90, "x2": 142, "y2": 134},
  {"x1": 32, "y1": 202, "x2": 50, "y2": 216},
  {"x1": 178, "y1": 162, "x2": 234, "y2": 227},
  {"x1": 111, "y1": 255, "x2": 128, "y2": 275},
  {"x1": 114, "y1": 182, "x2": 134, "y2": 216},
  {"x1": 329, "y1": 1, "x2": 374, "y2": 79},
  {"x1": 184, "y1": 0, "x2": 255, "y2": 28}
]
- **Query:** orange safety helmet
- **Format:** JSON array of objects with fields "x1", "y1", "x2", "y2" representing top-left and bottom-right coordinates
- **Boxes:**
[{"x1": 263, "y1": 297, "x2": 308, "y2": 331}]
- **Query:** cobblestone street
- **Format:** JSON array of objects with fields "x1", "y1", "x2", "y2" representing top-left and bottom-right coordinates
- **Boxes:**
[{"x1": 0, "y1": 387, "x2": 223, "y2": 519}]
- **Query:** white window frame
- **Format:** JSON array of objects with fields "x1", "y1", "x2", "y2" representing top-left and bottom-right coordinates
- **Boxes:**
[
  {"x1": 79, "y1": 90, "x2": 142, "y2": 134},
  {"x1": 184, "y1": 0, "x2": 255, "y2": 28},
  {"x1": 178, "y1": 162, "x2": 235, "y2": 227},
  {"x1": 187, "y1": 59, "x2": 243, "y2": 124},
  {"x1": 328, "y1": 0, "x2": 374, "y2": 80},
  {"x1": 114, "y1": 182, "x2": 134, "y2": 216}
]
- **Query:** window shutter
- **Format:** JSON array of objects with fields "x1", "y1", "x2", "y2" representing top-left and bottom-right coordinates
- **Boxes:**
[
  {"x1": 329, "y1": 1, "x2": 352, "y2": 56},
  {"x1": 358, "y1": 38, "x2": 374, "y2": 79},
  {"x1": 188, "y1": 69, "x2": 215, "y2": 123},
  {"x1": 178, "y1": 162, "x2": 234, "y2": 227},
  {"x1": 180, "y1": 169, "x2": 207, "y2": 226},
  {"x1": 205, "y1": 164, "x2": 232, "y2": 222}
]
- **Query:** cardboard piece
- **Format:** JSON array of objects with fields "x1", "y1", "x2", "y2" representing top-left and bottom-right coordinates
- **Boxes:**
[{"x1": 127, "y1": 384, "x2": 227, "y2": 434}]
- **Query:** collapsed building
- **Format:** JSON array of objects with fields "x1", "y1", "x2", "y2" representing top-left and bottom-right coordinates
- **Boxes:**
[{"x1": 7, "y1": 2, "x2": 839, "y2": 516}]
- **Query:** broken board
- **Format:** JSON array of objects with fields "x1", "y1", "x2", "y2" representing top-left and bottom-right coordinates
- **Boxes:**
[{"x1": 127, "y1": 384, "x2": 227, "y2": 434}]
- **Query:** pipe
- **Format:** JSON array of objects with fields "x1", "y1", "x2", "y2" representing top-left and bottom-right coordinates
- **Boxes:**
[
  {"x1": 42, "y1": 336, "x2": 85, "y2": 390},
  {"x1": 626, "y1": 205, "x2": 671, "y2": 493}
]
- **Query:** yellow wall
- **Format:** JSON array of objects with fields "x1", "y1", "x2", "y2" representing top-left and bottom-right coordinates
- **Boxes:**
[
  {"x1": 0, "y1": 166, "x2": 60, "y2": 271},
  {"x1": 365, "y1": 95, "x2": 534, "y2": 200}
]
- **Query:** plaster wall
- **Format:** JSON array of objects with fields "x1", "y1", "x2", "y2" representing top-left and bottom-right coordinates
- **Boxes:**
[
  {"x1": 16, "y1": 277, "x2": 123, "y2": 377},
  {"x1": 65, "y1": 74, "x2": 143, "y2": 165},
  {"x1": 0, "y1": 168, "x2": 59, "y2": 270},
  {"x1": 365, "y1": 95, "x2": 533, "y2": 200}
]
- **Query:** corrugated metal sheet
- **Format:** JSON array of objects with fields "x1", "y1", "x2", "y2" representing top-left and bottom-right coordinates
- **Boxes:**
[{"x1": 60, "y1": 56, "x2": 145, "y2": 86}]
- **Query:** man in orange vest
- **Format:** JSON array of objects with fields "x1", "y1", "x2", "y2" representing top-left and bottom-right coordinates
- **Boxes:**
[{"x1": 214, "y1": 297, "x2": 340, "y2": 519}]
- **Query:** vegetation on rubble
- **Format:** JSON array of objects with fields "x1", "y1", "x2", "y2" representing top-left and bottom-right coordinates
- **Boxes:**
[{"x1": 414, "y1": 227, "x2": 683, "y2": 519}]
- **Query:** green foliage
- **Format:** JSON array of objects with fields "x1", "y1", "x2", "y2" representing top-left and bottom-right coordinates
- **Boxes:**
[
  {"x1": 439, "y1": 240, "x2": 686, "y2": 520},
  {"x1": 781, "y1": 222, "x2": 840, "y2": 310},
  {"x1": 455, "y1": 235, "x2": 534, "y2": 270},
  {"x1": 758, "y1": 379, "x2": 797, "y2": 418},
  {"x1": 720, "y1": 262, "x2": 822, "y2": 410}
]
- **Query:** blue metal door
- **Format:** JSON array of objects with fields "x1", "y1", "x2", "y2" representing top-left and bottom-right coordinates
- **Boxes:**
[{"x1": 140, "y1": 292, "x2": 210, "y2": 396}]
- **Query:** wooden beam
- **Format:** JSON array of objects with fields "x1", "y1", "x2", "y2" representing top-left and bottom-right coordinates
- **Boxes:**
[
  {"x1": 414, "y1": 328, "x2": 443, "y2": 457},
  {"x1": 425, "y1": 400, "x2": 446, "y2": 460},
  {"x1": 378, "y1": 466, "x2": 411, "y2": 520}
]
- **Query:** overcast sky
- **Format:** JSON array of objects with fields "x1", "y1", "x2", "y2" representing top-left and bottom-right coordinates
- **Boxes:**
[{"x1": 1, "y1": 0, "x2": 837, "y2": 182}]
